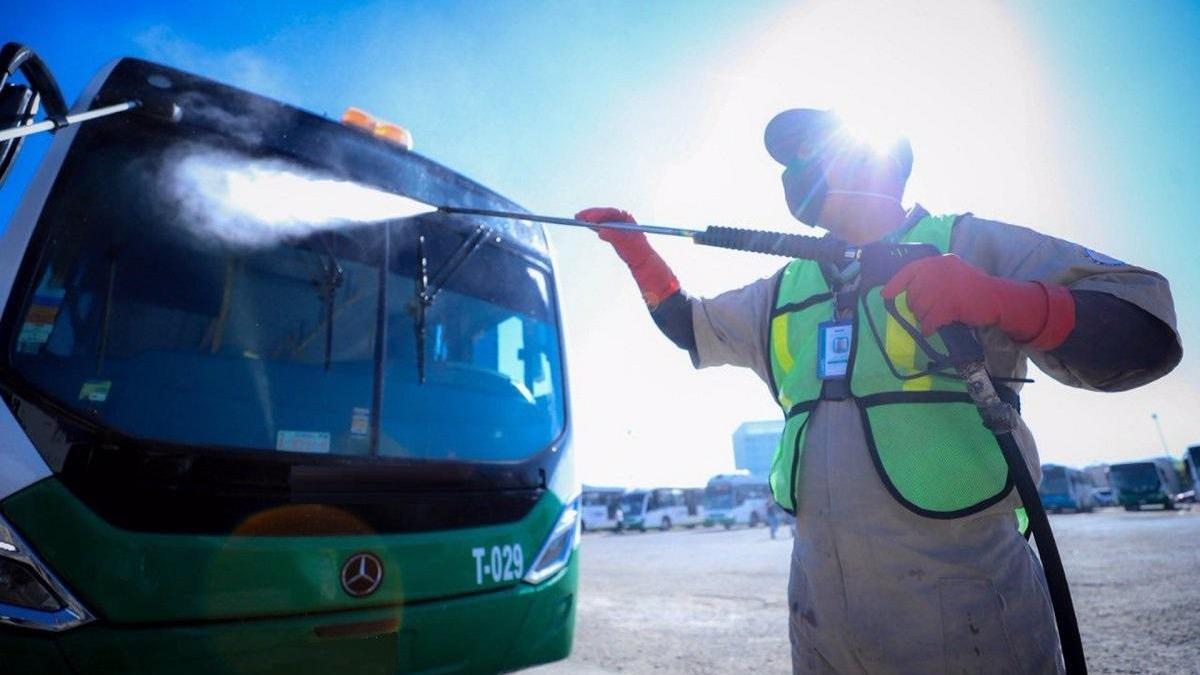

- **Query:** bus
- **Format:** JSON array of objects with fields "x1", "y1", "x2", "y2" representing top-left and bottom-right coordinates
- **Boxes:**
[
  {"x1": 1183, "y1": 445, "x2": 1200, "y2": 498},
  {"x1": 0, "y1": 56, "x2": 578, "y2": 673},
  {"x1": 619, "y1": 487, "x2": 705, "y2": 532},
  {"x1": 1038, "y1": 464, "x2": 1094, "y2": 513},
  {"x1": 581, "y1": 485, "x2": 625, "y2": 531},
  {"x1": 1109, "y1": 458, "x2": 1184, "y2": 511},
  {"x1": 703, "y1": 473, "x2": 771, "y2": 528}
]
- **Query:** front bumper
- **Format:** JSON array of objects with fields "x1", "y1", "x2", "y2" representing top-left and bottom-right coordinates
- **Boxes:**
[
  {"x1": 1118, "y1": 490, "x2": 1169, "y2": 506},
  {"x1": 0, "y1": 555, "x2": 577, "y2": 675}
]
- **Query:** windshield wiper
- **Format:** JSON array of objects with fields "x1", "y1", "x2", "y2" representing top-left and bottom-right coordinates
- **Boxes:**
[
  {"x1": 413, "y1": 234, "x2": 430, "y2": 384},
  {"x1": 317, "y1": 253, "x2": 344, "y2": 372},
  {"x1": 411, "y1": 224, "x2": 489, "y2": 384}
]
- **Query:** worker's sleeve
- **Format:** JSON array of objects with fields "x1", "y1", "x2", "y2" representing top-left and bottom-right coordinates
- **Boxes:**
[
  {"x1": 951, "y1": 216, "x2": 1182, "y2": 391},
  {"x1": 1047, "y1": 291, "x2": 1178, "y2": 390},
  {"x1": 684, "y1": 272, "x2": 781, "y2": 386},
  {"x1": 649, "y1": 291, "x2": 698, "y2": 355}
]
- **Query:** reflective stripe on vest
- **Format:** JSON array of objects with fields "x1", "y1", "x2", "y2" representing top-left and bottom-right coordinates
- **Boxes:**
[{"x1": 766, "y1": 214, "x2": 1012, "y2": 517}]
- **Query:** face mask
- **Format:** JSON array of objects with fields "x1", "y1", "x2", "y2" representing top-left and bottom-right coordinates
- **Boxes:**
[{"x1": 781, "y1": 157, "x2": 829, "y2": 226}]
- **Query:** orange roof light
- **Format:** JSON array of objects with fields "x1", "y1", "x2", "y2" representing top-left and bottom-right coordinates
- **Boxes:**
[
  {"x1": 373, "y1": 122, "x2": 413, "y2": 149},
  {"x1": 341, "y1": 107, "x2": 413, "y2": 150},
  {"x1": 341, "y1": 107, "x2": 375, "y2": 131}
]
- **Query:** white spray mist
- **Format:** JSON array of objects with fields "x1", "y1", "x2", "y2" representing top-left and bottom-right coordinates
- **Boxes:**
[{"x1": 166, "y1": 147, "x2": 436, "y2": 247}]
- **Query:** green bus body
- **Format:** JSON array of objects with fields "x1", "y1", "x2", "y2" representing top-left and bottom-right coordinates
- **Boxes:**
[
  {"x1": 0, "y1": 58, "x2": 577, "y2": 673},
  {"x1": 1, "y1": 480, "x2": 576, "y2": 674}
]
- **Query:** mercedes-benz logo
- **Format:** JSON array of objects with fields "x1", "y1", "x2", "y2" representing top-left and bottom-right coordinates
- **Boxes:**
[{"x1": 340, "y1": 552, "x2": 384, "y2": 597}]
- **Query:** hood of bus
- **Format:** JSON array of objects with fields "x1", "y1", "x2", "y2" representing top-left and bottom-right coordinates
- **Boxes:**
[{"x1": 1, "y1": 477, "x2": 567, "y2": 624}]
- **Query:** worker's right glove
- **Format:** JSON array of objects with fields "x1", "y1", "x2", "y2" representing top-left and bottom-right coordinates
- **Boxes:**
[
  {"x1": 882, "y1": 253, "x2": 1075, "y2": 350},
  {"x1": 576, "y1": 207, "x2": 681, "y2": 308}
]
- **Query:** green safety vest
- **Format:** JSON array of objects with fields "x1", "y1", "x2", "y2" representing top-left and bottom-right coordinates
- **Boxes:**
[{"x1": 767, "y1": 213, "x2": 1013, "y2": 517}]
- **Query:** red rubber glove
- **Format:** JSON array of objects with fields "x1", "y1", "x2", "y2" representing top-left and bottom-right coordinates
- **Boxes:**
[
  {"x1": 576, "y1": 207, "x2": 681, "y2": 307},
  {"x1": 881, "y1": 254, "x2": 1075, "y2": 351}
]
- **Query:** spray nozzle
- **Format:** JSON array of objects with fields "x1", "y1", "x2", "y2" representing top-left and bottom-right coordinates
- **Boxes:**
[{"x1": 135, "y1": 94, "x2": 182, "y2": 124}]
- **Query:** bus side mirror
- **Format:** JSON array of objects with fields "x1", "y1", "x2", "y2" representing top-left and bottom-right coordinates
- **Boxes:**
[{"x1": 0, "y1": 84, "x2": 37, "y2": 188}]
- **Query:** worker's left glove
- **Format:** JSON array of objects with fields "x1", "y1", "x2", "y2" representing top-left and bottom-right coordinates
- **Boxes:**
[
  {"x1": 881, "y1": 254, "x2": 1075, "y2": 350},
  {"x1": 576, "y1": 207, "x2": 681, "y2": 308}
]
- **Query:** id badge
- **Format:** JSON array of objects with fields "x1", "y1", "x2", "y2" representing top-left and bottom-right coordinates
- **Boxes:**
[{"x1": 817, "y1": 320, "x2": 853, "y2": 380}]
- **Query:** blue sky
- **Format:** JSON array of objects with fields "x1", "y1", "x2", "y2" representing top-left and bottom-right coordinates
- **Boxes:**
[{"x1": 4, "y1": 1, "x2": 1199, "y2": 486}]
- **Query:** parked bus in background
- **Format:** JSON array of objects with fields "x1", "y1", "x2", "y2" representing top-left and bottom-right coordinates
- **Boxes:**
[
  {"x1": 1183, "y1": 445, "x2": 1200, "y2": 500},
  {"x1": 0, "y1": 56, "x2": 578, "y2": 673},
  {"x1": 1109, "y1": 457, "x2": 1185, "y2": 511},
  {"x1": 581, "y1": 485, "x2": 625, "y2": 532},
  {"x1": 1038, "y1": 464, "x2": 1095, "y2": 513},
  {"x1": 619, "y1": 488, "x2": 705, "y2": 531},
  {"x1": 703, "y1": 473, "x2": 770, "y2": 529}
]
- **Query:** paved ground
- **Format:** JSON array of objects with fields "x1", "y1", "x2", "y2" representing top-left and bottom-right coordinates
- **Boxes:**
[{"x1": 529, "y1": 507, "x2": 1200, "y2": 674}]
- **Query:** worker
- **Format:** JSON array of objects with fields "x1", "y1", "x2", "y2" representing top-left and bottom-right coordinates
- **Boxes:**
[{"x1": 577, "y1": 108, "x2": 1182, "y2": 674}]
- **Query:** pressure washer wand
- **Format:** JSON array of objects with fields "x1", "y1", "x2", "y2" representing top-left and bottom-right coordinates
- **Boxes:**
[
  {"x1": 0, "y1": 100, "x2": 136, "y2": 142},
  {"x1": 438, "y1": 206, "x2": 856, "y2": 264}
]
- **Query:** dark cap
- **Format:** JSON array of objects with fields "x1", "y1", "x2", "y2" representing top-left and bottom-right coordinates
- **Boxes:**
[
  {"x1": 764, "y1": 107, "x2": 914, "y2": 182},
  {"x1": 763, "y1": 108, "x2": 841, "y2": 165}
]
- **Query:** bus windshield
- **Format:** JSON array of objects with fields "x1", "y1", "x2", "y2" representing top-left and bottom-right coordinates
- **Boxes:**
[
  {"x1": 1109, "y1": 463, "x2": 1159, "y2": 490},
  {"x1": 1039, "y1": 466, "x2": 1069, "y2": 495},
  {"x1": 6, "y1": 133, "x2": 565, "y2": 463},
  {"x1": 705, "y1": 486, "x2": 736, "y2": 509},
  {"x1": 621, "y1": 492, "x2": 646, "y2": 516}
]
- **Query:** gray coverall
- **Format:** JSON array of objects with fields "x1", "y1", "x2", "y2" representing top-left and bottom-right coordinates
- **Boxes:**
[{"x1": 688, "y1": 206, "x2": 1181, "y2": 674}]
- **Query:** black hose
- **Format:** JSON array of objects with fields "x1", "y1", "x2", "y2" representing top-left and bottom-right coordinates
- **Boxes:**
[
  {"x1": 946, "y1": 343, "x2": 1087, "y2": 675},
  {"x1": 997, "y1": 430, "x2": 1088, "y2": 674}
]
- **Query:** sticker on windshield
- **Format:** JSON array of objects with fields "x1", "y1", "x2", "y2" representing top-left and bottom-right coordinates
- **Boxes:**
[
  {"x1": 276, "y1": 430, "x2": 331, "y2": 454},
  {"x1": 350, "y1": 407, "x2": 370, "y2": 437},
  {"x1": 17, "y1": 289, "x2": 66, "y2": 353},
  {"x1": 79, "y1": 380, "x2": 112, "y2": 403}
]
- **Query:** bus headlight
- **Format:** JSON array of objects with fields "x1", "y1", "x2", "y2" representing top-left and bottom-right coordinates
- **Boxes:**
[
  {"x1": 0, "y1": 513, "x2": 92, "y2": 631},
  {"x1": 523, "y1": 497, "x2": 580, "y2": 585}
]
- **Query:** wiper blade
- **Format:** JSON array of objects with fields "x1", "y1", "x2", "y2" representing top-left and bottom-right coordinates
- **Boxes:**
[
  {"x1": 318, "y1": 253, "x2": 344, "y2": 372},
  {"x1": 411, "y1": 224, "x2": 489, "y2": 384},
  {"x1": 426, "y1": 224, "x2": 490, "y2": 301},
  {"x1": 413, "y1": 234, "x2": 430, "y2": 384}
]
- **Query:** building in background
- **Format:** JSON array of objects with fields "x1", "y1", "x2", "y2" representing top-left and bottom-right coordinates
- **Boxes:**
[{"x1": 732, "y1": 421, "x2": 784, "y2": 478}]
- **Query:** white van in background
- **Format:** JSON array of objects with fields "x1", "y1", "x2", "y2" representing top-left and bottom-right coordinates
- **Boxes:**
[{"x1": 619, "y1": 488, "x2": 706, "y2": 531}]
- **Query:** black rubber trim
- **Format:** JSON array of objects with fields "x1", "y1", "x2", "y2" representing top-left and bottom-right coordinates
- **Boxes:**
[
  {"x1": 854, "y1": 396, "x2": 1014, "y2": 520},
  {"x1": 843, "y1": 286, "x2": 861, "y2": 391},
  {"x1": 770, "y1": 291, "x2": 833, "y2": 318},
  {"x1": 784, "y1": 399, "x2": 818, "y2": 419},
  {"x1": 765, "y1": 400, "x2": 818, "y2": 516},
  {"x1": 765, "y1": 268, "x2": 788, "y2": 405},
  {"x1": 782, "y1": 413, "x2": 812, "y2": 517},
  {"x1": 857, "y1": 390, "x2": 974, "y2": 407}
]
